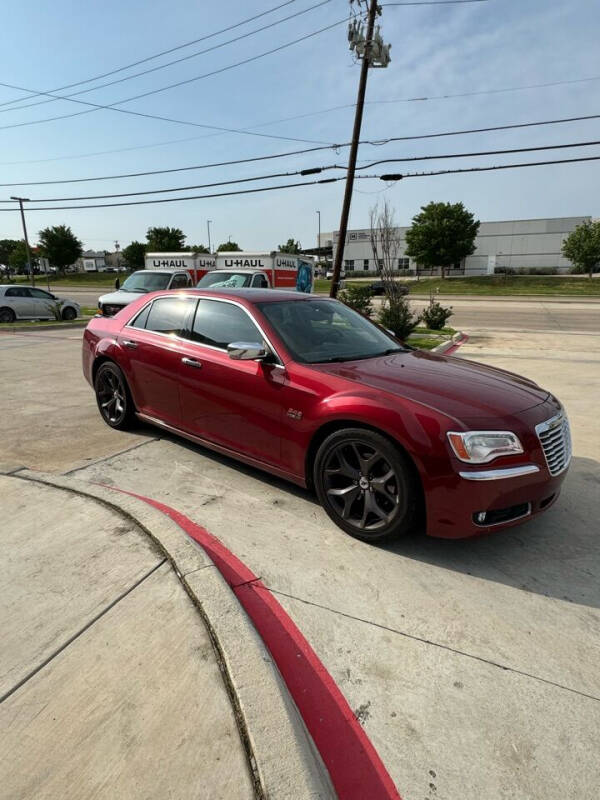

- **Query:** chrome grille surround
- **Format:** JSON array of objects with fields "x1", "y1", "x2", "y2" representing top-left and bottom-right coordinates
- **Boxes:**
[{"x1": 535, "y1": 412, "x2": 572, "y2": 476}]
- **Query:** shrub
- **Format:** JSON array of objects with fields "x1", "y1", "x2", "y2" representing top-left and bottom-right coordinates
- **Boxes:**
[
  {"x1": 421, "y1": 298, "x2": 453, "y2": 330},
  {"x1": 379, "y1": 297, "x2": 420, "y2": 340},
  {"x1": 338, "y1": 284, "x2": 374, "y2": 317}
]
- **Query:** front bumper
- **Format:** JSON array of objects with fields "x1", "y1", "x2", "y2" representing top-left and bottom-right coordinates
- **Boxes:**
[{"x1": 425, "y1": 463, "x2": 568, "y2": 538}]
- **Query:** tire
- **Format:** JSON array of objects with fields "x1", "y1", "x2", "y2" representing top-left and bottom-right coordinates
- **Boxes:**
[
  {"x1": 313, "y1": 428, "x2": 418, "y2": 542},
  {"x1": 94, "y1": 362, "x2": 136, "y2": 430},
  {"x1": 0, "y1": 307, "x2": 16, "y2": 323},
  {"x1": 61, "y1": 306, "x2": 77, "y2": 321}
]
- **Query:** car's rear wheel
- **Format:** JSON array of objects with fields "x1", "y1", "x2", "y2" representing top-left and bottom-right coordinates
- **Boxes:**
[
  {"x1": 94, "y1": 362, "x2": 135, "y2": 430},
  {"x1": 0, "y1": 307, "x2": 16, "y2": 323},
  {"x1": 61, "y1": 306, "x2": 77, "y2": 321},
  {"x1": 314, "y1": 428, "x2": 417, "y2": 542}
]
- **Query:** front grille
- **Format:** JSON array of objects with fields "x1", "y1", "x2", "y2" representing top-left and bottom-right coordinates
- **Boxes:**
[
  {"x1": 535, "y1": 413, "x2": 572, "y2": 476},
  {"x1": 102, "y1": 304, "x2": 124, "y2": 317}
]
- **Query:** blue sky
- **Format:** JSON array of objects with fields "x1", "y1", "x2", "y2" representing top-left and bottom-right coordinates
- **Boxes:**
[{"x1": 0, "y1": 0, "x2": 598, "y2": 252}]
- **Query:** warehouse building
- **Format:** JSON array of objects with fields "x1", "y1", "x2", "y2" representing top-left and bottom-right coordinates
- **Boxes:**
[{"x1": 320, "y1": 216, "x2": 591, "y2": 275}]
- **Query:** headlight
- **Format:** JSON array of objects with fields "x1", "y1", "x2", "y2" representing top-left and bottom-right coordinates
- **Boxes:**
[{"x1": 447, "y1": 431, "x2": 524, "y2": 464}]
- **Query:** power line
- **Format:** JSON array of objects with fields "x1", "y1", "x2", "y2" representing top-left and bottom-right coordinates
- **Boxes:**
[
  {"x1": 0, "y1": 176, "x2": 348, "y2": 211},
  {"x1": 4, "y1": 73, "x2": 599, "y2": 167},
  {"x1": 0, "y1": 18, "x2": 348, "y2": 135},
  {"x1": 0, "y1": 0, "x2": 298, "y2": 110},
  {"x1": 2, "y1": 110, "x2": 600, "y2": 187},
  {"x1": 358, "y1": 138, "x2": 600, "y2": 168},
  {"x1": 1, "y1": 152, "x2": 599, "y2": 212},
  {"x1": 383, "y1": 153, "x2": 600, "y2": 180},
  {"x1": 0, "y1": 1, "x2": 331, "y2": 115},
  {"x1": 11, "y1": 138, "x2": 600, "y2": 203}
]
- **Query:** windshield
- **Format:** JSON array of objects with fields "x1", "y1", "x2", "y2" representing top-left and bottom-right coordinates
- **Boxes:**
[
  {"x1": 197, "y1": 272, "x2": 252, "y2": 288},
  {"x1": 258, "y1": 299, "x2": 405, "y2": 364},
  {"x1": 121, "y1": 271, "x2": 172, "y2": 292}
]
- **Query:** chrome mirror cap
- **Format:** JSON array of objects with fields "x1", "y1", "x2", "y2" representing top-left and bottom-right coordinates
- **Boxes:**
[{"x1": 227, "y1": 341, "x2": 268, "y2": 361}]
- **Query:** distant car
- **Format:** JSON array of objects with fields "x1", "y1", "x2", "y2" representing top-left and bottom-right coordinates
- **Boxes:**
[
  {"x1": 0, "y1": 285, "x2": 80, "y2": 322},
  {"x1": 325, "y1": 269, "x2": 346, "y2": 280},
  {"x1": 97, "y1": 269, "x2": 192, "y2": 316},
  {"x1": 369, "y1": 281, "x2": 409, "y2": 296}
]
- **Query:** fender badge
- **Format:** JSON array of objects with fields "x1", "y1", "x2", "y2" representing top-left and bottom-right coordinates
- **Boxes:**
[{"x1": 287, "y1": 408, "x2": 303, "y2": 420}]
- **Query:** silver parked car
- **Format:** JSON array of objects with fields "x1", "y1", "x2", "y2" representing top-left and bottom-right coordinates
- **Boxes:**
[{"x1": 0, "y1": 285, "x2": 81, "y2": 322}]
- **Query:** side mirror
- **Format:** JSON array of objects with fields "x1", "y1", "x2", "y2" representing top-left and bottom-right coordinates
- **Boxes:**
[{"x1": 227, "y1": 341, "x2": 268, "y2": 361}]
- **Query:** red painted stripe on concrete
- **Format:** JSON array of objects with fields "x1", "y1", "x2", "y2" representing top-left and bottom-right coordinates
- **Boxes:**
[
  {"x1": 444, "y1": 333, "x2": 469, "y2": 355},
  {"x1": 104, "y1": 485, "x2": 401, "y2": 800}
]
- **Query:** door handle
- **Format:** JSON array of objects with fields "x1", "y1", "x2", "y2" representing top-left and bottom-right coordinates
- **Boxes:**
[
  {"x1": 182, "y1": 357, "x2": 202, "y2": 369},
  {"x1": 122, "y1": 339, "x2": 138, "y2": 349}
]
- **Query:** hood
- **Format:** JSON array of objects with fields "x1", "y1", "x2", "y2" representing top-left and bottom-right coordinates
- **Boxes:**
[
  {"x1": 98, "y1": 290, "x2": 146, "y2": 306},
  {"x1": 310, "y1": 349, "x2": 549, "y2": 421}
]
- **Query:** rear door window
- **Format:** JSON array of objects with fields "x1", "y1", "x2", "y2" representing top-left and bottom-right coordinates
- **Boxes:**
[
  {"x1": 143, "y1": 296, "x2": 196, "y2": 335},
  {"x1": 189, "y1": 299, "x2": 262, "y2": 349}
]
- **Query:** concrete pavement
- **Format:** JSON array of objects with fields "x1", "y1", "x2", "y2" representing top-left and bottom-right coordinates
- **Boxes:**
[{"x1": 0, "y1": 472, "x2": 255, "y2": 800}]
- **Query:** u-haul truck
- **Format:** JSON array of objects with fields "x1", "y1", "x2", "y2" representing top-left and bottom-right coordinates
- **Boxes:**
[{"x1": 144, "y1": 251, "x2": 313, "y2": 292}]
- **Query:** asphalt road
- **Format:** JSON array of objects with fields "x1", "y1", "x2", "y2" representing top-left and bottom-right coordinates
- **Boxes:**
[
  {"x1": 1, "y1": 324, "x2": 599, "y2": 799},
  {"x1": 59, "y1": 287, "x2": 599, "y2": 333}
]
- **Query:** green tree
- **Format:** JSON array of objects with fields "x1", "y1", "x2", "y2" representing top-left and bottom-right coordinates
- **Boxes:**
[
  {"x1": 9, "y1": 240, "x2": 38, "y2": 274},
  {"x1": 122, "y1": 240, "x2": 146, "y2": 270},
  {"x1": 562, "y1": 220, "x2": 600, "y2": 278},
  {"x1": 278, "y1": 238, "x2": 301, "y2": 253},
  {"x1": 216, "y1": 241, "x2": 241, "y2": 252},
  {"x1": 189, "y1": 244, "x2": 210, "y2": 253},
  {"x1": 146, "y1": 226, "x2": 186, "y2": 251},
  {"x1": 0, "y1": 238, "x2": 19, "y2": 266},
  {"x1": 38, "y1": 225, "x2": 83, "y2": 273},
  {"x1": 405, "y1": 201, "x2": 480, "y2": 278}
]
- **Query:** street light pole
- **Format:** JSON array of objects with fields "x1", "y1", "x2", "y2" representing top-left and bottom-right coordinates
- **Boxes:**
[
  {"x1": 207, "y1": 220, "x2": 212, "y2": 252},
  {"x1": 316, "y1": 210, "x2": 321, "y2": 269},
  {"x1": 10, "y1": 196, "x2": 34, "y2": 287}
]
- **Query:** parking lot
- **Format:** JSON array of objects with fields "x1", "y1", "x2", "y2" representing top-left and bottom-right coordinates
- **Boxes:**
[{"x1": 1, "y1": 321, "x2": 599, "y2": 799}]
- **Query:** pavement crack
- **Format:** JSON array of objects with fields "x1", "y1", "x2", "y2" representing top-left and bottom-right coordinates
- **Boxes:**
[
  {"x1": 62, "y1": 437, "x2": 159, "y2": 476},
  {"x1": 0, "y1": 558, "x2": 167, "y2": 705},
  {"x1": 261, "y1": 585, "x2": 600, "y2": 704}
]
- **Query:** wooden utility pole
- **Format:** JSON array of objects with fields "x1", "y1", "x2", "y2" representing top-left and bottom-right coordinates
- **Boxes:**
[
  {"x1": 11, "y1": 196, "x2": 34, "y2": 286},
  {"x1": 329, "y1": 0, "x2": 379, "y2": 298}
]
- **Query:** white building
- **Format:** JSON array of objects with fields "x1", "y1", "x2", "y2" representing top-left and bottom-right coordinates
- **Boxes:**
[
  {"x1": 76, "y1": 250, "x2": 107, "y2": 272},
  {"x1": 320, "y1": 216, "x2": 591, "y2": 275}
]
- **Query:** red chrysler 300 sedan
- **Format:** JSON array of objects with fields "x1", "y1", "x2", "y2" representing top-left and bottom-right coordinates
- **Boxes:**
[{"x1": 83, "y1": 289, "x2": 571, "y2": 541}]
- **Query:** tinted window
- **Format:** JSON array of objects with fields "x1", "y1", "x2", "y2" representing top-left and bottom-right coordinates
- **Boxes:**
[
  {"x1": 30, "y1": 288, "x2": 53, "y2": 299},
  {"x1": 144, "y1": 296, "x2": 195, "y2": 335},
  {"x1": 5, "y1": 287, "x2": 30, "y2": 297},
  {"x1": 130, "y1": 303, "x2": 152, "y2": 329},
  {"x1": 190, "y1": 300, "x2": 261, "y2": 349},
  {"x1": 258, "y1": 299, "x2": 404, "y2": 364},
  {"x1": 251, "y1": 274, "x2": 269, "y2": 288},
  {"x1": 170, "y1": 274, "x2": 189, "y2": 289}
]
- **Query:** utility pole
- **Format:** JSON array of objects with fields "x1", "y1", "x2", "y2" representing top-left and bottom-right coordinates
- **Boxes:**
[
  {"x1": 316, "y1": 210, "x2": 321, "y2": 269},
  {"x1": 10, "y1": 196, "x2": 34, "y2": 286},
  {"x1": 207, "y1": 220, "x2": 212, "y2": 252},
  {"x1": 330, "y1": 0, "x2": 390, "y2": 298}
]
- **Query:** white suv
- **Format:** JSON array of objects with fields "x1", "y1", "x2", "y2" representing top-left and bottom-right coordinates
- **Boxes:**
[
  {"x1": 0, "y1": 285, "x2": 80, "y2": 322},
  {"x1": 98, "y1": 269, "x2": 192, "y2": 316}
]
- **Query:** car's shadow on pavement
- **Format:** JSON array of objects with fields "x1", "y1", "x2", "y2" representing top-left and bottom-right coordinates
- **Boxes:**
[{"x1": 380, "y1": 456, "x2": 600, "y2": 610}]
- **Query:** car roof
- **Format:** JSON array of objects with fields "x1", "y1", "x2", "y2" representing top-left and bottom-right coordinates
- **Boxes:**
[
  {"x1": 133, "y1": 268, "x2": 188, "y2": 274},
  {"x1": 176, "y1": 288, "x2": 334, "y2": 304}
]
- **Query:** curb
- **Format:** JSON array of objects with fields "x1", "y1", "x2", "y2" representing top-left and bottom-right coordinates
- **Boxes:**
[
  {"x1": 0, "y1": 319, "x2": 90, "y2": 333},
  {"x1": 14, "y1": 469, "x2": 335, "y2": 800},
  {"x1": 432, "y1": 330, "x2": 469, "y2": 355}
]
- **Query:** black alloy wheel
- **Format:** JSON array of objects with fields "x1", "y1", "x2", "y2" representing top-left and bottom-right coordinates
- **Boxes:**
[
  {"x1": 0, "y1": 307, "x2": 16, "y2": 323},
  {"x1": 62, "y1": 306, "x2": 77, "y2": 321},
  {"x1": 94, "y1": 362, "x2": 135, "y2": 430},
  {"x1": 314, "y1": 428, "x2": 416, "y2": 542}
]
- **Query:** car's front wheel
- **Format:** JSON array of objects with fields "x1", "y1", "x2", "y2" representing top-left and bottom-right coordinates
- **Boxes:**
[
  {"x1": 314, "y1": 428, "x2": 418, "y2": 542},
  {"x1": 94, "y1": 362, "x2": 135, "y2": 430},
  {"x1": 62, "y1": 306, "x2": 77, "y2": 321},
  {"x1": 0, "y1": 307, "x2": 16, "y2": 323}
]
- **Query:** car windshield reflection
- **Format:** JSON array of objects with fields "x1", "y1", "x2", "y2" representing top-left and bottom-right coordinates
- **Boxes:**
[{"x1": 258, "y1": 299, "x2": 406, "y2": 364}]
